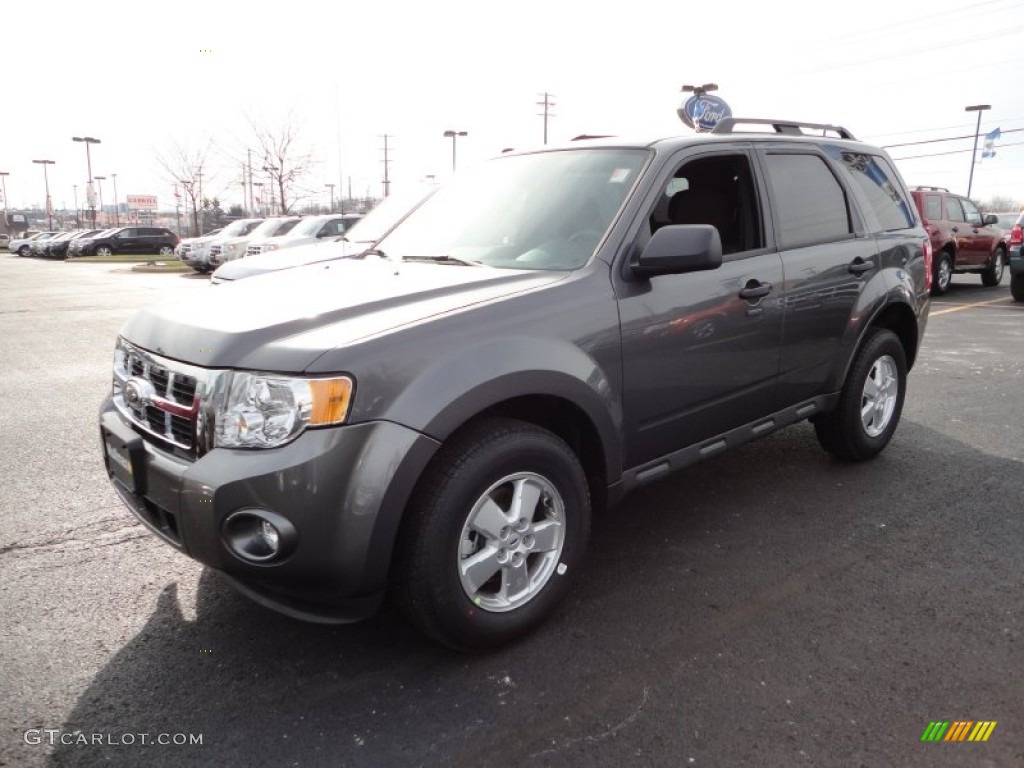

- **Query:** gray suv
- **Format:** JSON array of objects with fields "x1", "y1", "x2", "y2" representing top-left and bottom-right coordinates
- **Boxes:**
[{"x1": 100, "y1": 118, "x2": 930, "y2": 650}]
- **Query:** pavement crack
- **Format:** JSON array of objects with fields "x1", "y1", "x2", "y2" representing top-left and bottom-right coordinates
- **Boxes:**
[
  {"x1": 0, "y1": 514, "x2": 145, "y2": 559},
  {"x1": 528, "y1": 686, "x2": 651, "y2": 759}
]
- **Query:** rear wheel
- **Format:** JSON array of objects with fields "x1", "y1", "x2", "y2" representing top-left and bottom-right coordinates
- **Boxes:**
[
  {"x1": 393, "y1": 418, "x2": 590, "y2": 650},
  {"x1": 96, "y1": 245, "x2": 114, "y2": 257},
  {"x1": 158, "y1": 245, "x2": 175, "y2": 256},
  {"x1": 18, "y1": 245, "x2": 30, "y2": 257},
  {"x1": 981, "y1": 247, "x2": 1005, "y2": 286},
  {"x1": 814, "y1": 328, "x2": 907, "y2": 461},
  {"x1": 931, "y1": 252, "x2": 953, "y2": 295},
  {"x1": 1011, "y1": 273, "x2": 1024, "y2": 302}
]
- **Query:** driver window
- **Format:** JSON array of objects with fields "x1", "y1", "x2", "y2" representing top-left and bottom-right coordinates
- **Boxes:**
[
  {"x1": 649, "y1": 154, "x2": 762, "y2": 258},
  {"x1": 961, "y1": 199, "x2": 982, "y2": 226}
]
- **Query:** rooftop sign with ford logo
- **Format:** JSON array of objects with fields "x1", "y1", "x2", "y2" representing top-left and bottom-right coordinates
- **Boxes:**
[{"x1": 678, "y1": 94, "x2": 732, "y2": 132}]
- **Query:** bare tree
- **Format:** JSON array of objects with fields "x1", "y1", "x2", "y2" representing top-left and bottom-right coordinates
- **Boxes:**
[
  {"x1": 249, "y1": 111, "x2": 316, "y2": 215},
  {"x1": 155, "y1": 140, "x2": 215, "y2": 237}
]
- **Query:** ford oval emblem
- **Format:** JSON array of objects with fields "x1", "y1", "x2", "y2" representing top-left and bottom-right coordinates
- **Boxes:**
[{"x1": 678, "y1": 94, "x2": 732, "y2": 131}]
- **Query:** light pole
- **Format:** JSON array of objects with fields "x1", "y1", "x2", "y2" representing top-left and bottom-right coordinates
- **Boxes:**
[
  {"x1": 73, "y1": 185, "x2": 79, "y2": 227},
  {"x1": 263, "y1": 165, "x2": 278, "y2": 214},
  {"x1": 443, "y1": 130, "x2": 468, "y2": 172},
  {"x1": 94, "y1": 176, "x2": 107, "y2": 227},
  {"x1": 112, "y1": 173, "x2": 120, "y2": 225},
  {"x1": 72, "y1": 136, "x2": 100, "y2": 227},
  {"x1": 325, "y1": 183, "x2": 335, "y2": 213},
  {"x1": 0, "y1": 171, "x2": 8, "y2": 232},
  {"x1": 965, "y1": 104, "x2": 991, "y2": 199},
  {"x1": 33, "y1": 159, "x2": 55, "y2": 230}
]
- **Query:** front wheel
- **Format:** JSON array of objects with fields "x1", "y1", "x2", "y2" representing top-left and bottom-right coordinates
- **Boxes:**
[
  {"x1": 981, "y1": 248, "x2": 1005, "y2": 286},
  {"x1": 393, "y1": 418, "x2": 590, "y2": 650},
  {"x1": 1011, "y1": 273, "x2": 1024, "y2": 302},
  {"x1": 18, "y1": 245, "x2": 30, "y2": 257},
  {"x1": 814, "y1": 328, "x2": 907, "y2": 462}
]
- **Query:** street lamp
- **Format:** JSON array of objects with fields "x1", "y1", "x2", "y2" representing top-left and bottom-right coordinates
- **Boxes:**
[
  {"x1": 325, "y1": 183, "x2": 335, "y2": 213},
  {"x1": 72, "y1": 136, "x2": 100, "y2": 227},
  {"x1": 112, "y1": 173, "x2": 120, "y2": 226},
  {"x1": 965, "y1": 104, "x2": 991, "y2": 199},
  {"x1": 0, "y1": 171, "x2": 9, "y2": 231},
  {"x1": 94, "y1": 176, "x2": 107, "y2": 227},
  {"x1": 33, "y1": 159, "x2": 55, "y2": 230},
  {"x1": 73, "y1": 185, "x2": 79, "y2": 227},
  {"x1": 443, "y1": 130, "x2": 468, "y2": 172}
]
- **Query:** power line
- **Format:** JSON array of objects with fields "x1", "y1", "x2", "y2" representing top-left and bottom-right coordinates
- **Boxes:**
[
  {"x1": 883, "y1": 127, "x2": 1024, "y2": 150},
  {"x1": 892, "y1": 139, "x2": 1024, "y2": 161}
]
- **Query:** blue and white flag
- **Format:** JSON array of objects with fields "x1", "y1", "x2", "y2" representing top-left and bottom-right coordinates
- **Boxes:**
[{"x1": 981, "y1": 127, "x2": 1001, "y2": 160}]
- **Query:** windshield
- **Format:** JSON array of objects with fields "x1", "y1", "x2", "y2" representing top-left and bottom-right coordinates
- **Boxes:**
[
  {"x1": 219, "y1": 219, "x2": 260, "y2": 237},
  {"x1": 282, "y1": 217, "x2": 325, "y2": 238},
  {"x1": 344, "y1": 184, "x2": 439, "y2": 243},
  {"x1": 249, "y1": 218, "x2": 297, "y2": 238},
  {"x1": 375, "y1": 148, "x2": 649, "y2": 270}
]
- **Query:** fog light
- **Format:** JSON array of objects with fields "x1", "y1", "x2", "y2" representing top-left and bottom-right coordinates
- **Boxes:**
[{"x1": 222, "y1": 509, "x2": 296, "y2": 564}]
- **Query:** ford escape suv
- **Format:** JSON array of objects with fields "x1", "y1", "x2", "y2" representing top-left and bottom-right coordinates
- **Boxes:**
[{"x1": 100, "y1": 118, "x2": 931, "y2": 650}]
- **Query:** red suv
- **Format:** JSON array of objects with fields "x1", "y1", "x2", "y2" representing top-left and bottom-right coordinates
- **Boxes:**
[{"x1": 909, "y1": 186, "x2": 1007, "y2": 295}]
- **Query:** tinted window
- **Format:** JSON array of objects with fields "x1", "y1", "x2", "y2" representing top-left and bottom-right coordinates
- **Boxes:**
[
  {"x1": 764, "y1": 153, "x2": 851, "y2": 248},
  {"x1": 924, "y1": 195, "x2": 942, "y2": 221},
  {"x1": 945, "y1": 198, "x2": 965, "y2": 222},
  {"x1": 117, "y1": 229, "x2": 137, "y2": 237},
  {"x1": 827, "y1": 149, "x2": 915, "y2": 231},
  {"x1": 140, "y1": 228, "x2": 160, "y2": 236}
]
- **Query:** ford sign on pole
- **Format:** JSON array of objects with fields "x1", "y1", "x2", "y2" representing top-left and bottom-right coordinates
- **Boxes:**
[{"x1": 678, "y1": 94, "x2": 732, "y2": 132}]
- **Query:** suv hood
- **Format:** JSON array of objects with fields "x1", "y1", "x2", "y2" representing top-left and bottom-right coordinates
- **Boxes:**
[
  {"x1": 212, "y1": 239, "x2": 358, "y2": 281},
  {"x1": 121, "y1": 258, "x2": 567, "y2": 371}
]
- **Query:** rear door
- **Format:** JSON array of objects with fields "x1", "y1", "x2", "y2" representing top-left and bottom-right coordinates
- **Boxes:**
[
  {"x1": 758, "y1": 146, "x2": 878, "y2": 406},
  {"x1": 114, "y1": 228, "x2": 140, "y2": 253}
]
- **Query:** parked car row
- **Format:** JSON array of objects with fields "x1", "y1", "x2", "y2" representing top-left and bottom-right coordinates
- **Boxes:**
[
  {"x1": 1006, "y1": 210, "x2": 1024, "y2": 302},
  {"x1": 177, "y1": 214, "x2": 363, "y2": 273},
  {"x1": 31, "y1": 229, "x2": 106, "y2": 258}
]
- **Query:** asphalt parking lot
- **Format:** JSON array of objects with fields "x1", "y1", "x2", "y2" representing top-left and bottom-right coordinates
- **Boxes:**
[{"x1": 1, "y1": 256, "x2": 1022, "y2": 767}]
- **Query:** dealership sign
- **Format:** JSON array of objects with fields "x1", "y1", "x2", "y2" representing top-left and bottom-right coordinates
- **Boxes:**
[
  {"x1": 127, "y1": 194, "x2": 158, "y2": 210},
  {"x1": 678, "y1": 93, "x2": 732, "y2": 131}
]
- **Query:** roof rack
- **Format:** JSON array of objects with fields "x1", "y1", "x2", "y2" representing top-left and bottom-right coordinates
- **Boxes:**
[
  {"x1": 711, "y1": 118, "x2": 856, "y2": 140},
  {"x1": 913, "y1": 185, "x2": 950, "y2": 192},
  {"x1": 571, "y1": 134, "x2": 615, "y2": 141}
]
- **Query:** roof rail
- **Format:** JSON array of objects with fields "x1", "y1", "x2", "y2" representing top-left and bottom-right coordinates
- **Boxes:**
[
  {"x1": 571, "y1": 134, "x2": 615, "y2": 141},
  {"x1": 711, "y1": 118, "x2": 856, "y2": 140},
  {"x1": 913, "y1": 185, "x2": 950, "y2": 192}
]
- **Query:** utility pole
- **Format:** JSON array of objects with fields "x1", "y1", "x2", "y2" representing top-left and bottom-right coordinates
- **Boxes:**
[
  {"x1": 380, "y1": 134, "x2": 392, "y2": 198},
  {"x1": 325, "y1": 183, "x2": 335, "y2": 213},
  {"x1": 197, "y1": 171, "x2": 204, "y2": 233},
  {"x1": 247, "y1": 148, "x2": 254, "y2": 215},
  {"x1": 72, "y1": 184, "x2": 79, "y2": 227},
  {"x1": 965, "y1": 104, "x2": 991, "y2": 199},
  {"x1": 0, "y1": 172, "x2": 9, "y2": 233},
  {"x1": 33, "y1": 160, "x2": 55, "y2": 230},
  {"x1": 537, "y1": 92, "x2": 556, "y2": 145},
  {"x1": 111, "y1": 173, "x2": 120, "y2": 226},
  {"x1": 94, "y1": 176, "x2": 106, "y2": 227}
]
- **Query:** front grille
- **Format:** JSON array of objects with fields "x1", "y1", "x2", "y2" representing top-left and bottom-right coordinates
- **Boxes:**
[
  {"x1": 210, "y1": 245, "x2": 222, "y2": 257},
  {"x1": 113, "y1": 342, "x2": 205, "y2": 457}
]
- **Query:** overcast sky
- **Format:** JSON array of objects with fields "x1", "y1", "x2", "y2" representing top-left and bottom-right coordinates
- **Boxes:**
[{"x1": 3, "y1": 0, "x2": 1023, "y2": 214}]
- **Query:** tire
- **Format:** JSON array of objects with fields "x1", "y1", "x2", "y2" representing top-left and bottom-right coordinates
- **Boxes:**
[
  {"x1": 158, "y1": 245, "x2": 175, "y2": 256},
  {"x1": 981, "y1": 247, "x2": 1005, "y2": 286},
  {"x1": 1011, "y1": 273, "x2": 1024, "y2": 302},
  {"x1": 393, "y1": 418, "x2": 590, "y2": 650},
  {"x1": 96, "y1": 245, "x2": 114, "y2": 257},
  {"x1": 18, "y1": 245, "x2": 30, "y2": 257},
  {"x1": 931, "y1": 251, "x2": 953, "y2": 295},
  {"x1": 814, "y1": 328, "x2": 907, "y2": 462}
]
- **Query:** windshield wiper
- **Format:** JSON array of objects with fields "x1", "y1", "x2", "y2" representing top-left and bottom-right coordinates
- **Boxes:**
[{"x1": 401, "y1": 254, "x2": 482, "y2": 266}]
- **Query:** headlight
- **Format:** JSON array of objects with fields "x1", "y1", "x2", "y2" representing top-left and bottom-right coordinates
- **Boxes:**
[{"x1": 215, "y1": 372, "x2": 354, "y2": 449}]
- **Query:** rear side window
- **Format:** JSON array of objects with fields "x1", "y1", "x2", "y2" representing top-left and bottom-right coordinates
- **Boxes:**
[
  {"x1": 763, "y1": 153, "x2": 851, "y2": 249},
  {"x1": 924, "y1": 195, "x2": 942, "y2": 221},
  {"x1": 826, "y1": 149, "x2": 915, "y2": 231}
]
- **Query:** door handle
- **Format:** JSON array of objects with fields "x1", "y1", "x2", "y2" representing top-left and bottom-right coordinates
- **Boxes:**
[
  {"x1": 848, "y1": 258, "x2": 875, "y2": 275},
  {"x1": 951, "y1": 226, "x2": 959, "y2": 233},
  {"x1": 738, "y1": 280, "x2": 772, "y2": 300}
]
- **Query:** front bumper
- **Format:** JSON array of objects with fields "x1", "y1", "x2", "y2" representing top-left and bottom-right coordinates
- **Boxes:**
[{"x1": 100, "y1": 399, "x2": 440, "y2": 622}]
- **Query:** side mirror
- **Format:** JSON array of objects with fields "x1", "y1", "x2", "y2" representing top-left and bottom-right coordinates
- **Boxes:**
[
  {"x1": 983, "y1": 213, "x2": 998, "y2": 226},
  {"x1": 632, "y1": 224, "x2": 723, "y2": 278}
]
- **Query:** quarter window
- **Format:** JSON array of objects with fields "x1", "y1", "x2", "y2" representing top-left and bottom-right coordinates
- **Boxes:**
[
  {"x1": 764, "y1": 154, "x2": 851, "y2": 248},
  {"x1": 827, "y1": 150, "x2": 915, "y2": 231}
]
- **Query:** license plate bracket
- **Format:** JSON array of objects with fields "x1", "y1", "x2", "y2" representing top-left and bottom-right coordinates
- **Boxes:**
[{"x1": 103, "y1": 430, "x2": 146, "y2": 495}]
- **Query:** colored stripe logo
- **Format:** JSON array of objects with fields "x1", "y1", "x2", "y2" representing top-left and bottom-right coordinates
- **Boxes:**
[{"x1": 921, "y1": 721, "x2": 997, "y2": 742}]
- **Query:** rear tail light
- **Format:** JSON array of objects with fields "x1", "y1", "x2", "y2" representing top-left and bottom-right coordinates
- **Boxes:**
[
  {"x1": 923, "y1": 238, "x2": 933, "y2": 292},
  {"x1": 1010, "y1": 225, "x2": 1022, "y2": 247}
]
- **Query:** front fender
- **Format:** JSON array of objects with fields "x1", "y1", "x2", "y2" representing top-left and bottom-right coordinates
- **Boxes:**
[{"x1": 384, "y1": 335, "x2": 623, "y2": 481}]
